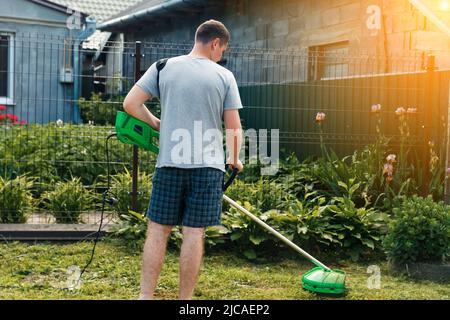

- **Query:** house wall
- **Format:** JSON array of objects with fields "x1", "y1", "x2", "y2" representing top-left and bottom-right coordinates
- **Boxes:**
[
  {"x1": 0, "y1": 0, "x2": 83, "y2": 124},
  {"x1": 121, "y1": 0, "x2": 450, "y2": 74}
]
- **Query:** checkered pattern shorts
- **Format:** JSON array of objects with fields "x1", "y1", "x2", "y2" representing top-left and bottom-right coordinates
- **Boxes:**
[{"x1": 147, "y1": 167, "x2": 224, "y2": 228}]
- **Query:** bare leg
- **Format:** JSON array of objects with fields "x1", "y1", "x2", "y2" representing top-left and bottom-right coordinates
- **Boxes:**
[
  {"x1": 179, "y1": 226, "x2": 205, "y2": 300},
  {"x1": 139, "y1": 221, "x2": 172, "y2": 300}
]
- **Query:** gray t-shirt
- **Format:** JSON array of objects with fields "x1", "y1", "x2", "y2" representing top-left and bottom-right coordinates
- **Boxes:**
[{"x1": 136, "y1": 54, "x2": 243, "y2": 172}]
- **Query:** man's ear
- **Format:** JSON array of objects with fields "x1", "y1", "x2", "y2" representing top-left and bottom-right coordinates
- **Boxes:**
[{"x1": 212, "y1": 38, "x2": 220, "y2": 48}]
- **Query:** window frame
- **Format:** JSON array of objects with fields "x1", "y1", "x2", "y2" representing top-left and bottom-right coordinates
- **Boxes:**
[
  {"x1": 0, "y1": 32, "x2": 15, "y2": 105},
  {"x1": 308, "y1": 41, "x2": 350, "y2": 81}
]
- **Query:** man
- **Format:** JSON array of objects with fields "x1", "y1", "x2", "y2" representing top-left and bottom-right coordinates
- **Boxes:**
[{"x1": 122, "y1": 19, "x2": 244, "y2": 300}]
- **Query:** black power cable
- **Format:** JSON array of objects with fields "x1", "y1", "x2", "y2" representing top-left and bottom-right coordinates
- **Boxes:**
[{"x1": 77, "y1": 132, "x2": 118, "y2": 285}]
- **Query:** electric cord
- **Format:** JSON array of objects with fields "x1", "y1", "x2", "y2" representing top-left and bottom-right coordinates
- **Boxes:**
[{"x1": 77, "y1": 132, "x2": 117, "y2": 285}]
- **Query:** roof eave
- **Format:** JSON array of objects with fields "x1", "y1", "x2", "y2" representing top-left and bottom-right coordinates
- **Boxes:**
[
  {"x1": 29, "y1": 0, "x2": 89, "y2": 17},
  {"x1": 98, "y1": 0, "x2": 204, "y2": 31}
]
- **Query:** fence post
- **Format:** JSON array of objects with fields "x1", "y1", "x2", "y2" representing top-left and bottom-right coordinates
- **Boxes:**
[
  {"x1": 445, "y1": 81, "x2": 450, "y2": 204},
  {"x1": 131, "y1": 41, "x2": 142, "y2": 212},
  {"x1": 423, "y1": 55, "x2": 435, "y2": 197}
]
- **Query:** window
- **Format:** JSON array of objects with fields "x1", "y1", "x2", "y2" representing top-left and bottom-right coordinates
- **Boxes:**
[
  {"x1": 0, "y1": 33, "x2": 14, "y2": 104},
  {"x1": 308, "y1": 41, "x2": 349, "y2": 80}
]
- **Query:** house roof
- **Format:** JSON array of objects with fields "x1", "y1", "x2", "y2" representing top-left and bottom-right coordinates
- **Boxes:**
[
  {"x1": 28, "y1": 0, "x2": 89, "y2": 16},
  {"x1": 98, "y1": 0, "x2": 219, "y2": 31},
  {"x1": 47, "y1": 0, "x2": 145, "y2": 50},
  {"x1": 104, "y1": 0, "x2": 164, "y2": 22},
  {"x1": 48, "y1": 0, "x2": 145, "y2": 23}
]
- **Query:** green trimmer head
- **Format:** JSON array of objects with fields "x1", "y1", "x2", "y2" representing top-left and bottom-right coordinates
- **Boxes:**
[
  {"x1": 302, "y1": 267, "x2": 346, "y2": 295},
  {"x1": 115, "y1": 111, "x2": 160, "y2": 154}
]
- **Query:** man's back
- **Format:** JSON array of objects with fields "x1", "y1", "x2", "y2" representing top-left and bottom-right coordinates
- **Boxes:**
[{"x1": 136, "y1": 54, "x2": 243, "y2": 172}]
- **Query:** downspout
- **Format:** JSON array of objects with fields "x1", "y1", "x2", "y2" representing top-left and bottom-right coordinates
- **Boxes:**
[{"x1": 73, "y1": 17, "x2": 96, "y2": 123}]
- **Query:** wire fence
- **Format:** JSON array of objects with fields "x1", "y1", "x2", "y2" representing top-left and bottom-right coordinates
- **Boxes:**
[{"x1": 1, "y1": 32, "x2": 449, "y2": 225}]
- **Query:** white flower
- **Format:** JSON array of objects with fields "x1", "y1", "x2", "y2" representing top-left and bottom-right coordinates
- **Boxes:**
[{"x1": 56, "y1": 119, "x2": 63, "y2": 127}]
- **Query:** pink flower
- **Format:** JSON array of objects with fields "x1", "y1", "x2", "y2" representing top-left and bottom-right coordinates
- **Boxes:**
[
  {"x1": 371, "y1": 104, "x2": 381, "y2": 113},
  {"x1": 6, "y1": 114, "x2": 18, "y2": 121},
  {"x1": 383, "y1": 163, "x2": 394, "y2": 175},
  {"x1": 395, "y1": 107, "x2": 406, "y2": 115},
  {"x1": 315, "y1": 112, "x2": 326, "y2": 123},
  {"x1": 0, "y1": 105, "x2": 6, "y2": 111},
  {"x1": 386, "y1": 154, "x2": 397, "y2": 163}
]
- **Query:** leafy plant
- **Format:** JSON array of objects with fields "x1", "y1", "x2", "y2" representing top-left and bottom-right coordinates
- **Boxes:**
[
  {"x1": 383, "y1": 195, "x2": 450, "y2": 264},
  {"x1": 222, "y1": 200, "x2": 272, "y2": 259},
  {"x1": 0, "y1": 174, "x2": 35, "y2": 223},
  {"x1": 223, "y1": 178, "x2": 389, "y2": 261},
  {"x1": 101, "y1": 167, "x2": 153, "y2": 217},
  {"x1": 309, "y1": 135, "x2": 391, "y2": 208},
  {"x1": 41, "y1": 177, "x2": 95, "y2": 223},
  {"x1": 78, "y1": 93, "x2": 123, "y2": 125},
  {"x1": 0, "y1": 123, "x2": 157, "y2": 185},
  {"x1": 223, "y1": 178, "x2": 295, "y2": 213},
  {"x1": 111, "y1": 212, "x2": 229, "y2": 251},
  {"x1": 111, "y1": 212, "x2": 148, "y2": 250}
]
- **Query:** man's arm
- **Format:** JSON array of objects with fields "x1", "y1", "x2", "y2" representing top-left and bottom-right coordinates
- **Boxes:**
[
  {"x1": 224, "y1": 109, "x2": 244, "y2": 172},
  {"x1": 123, "y1": 85, "x2": 160, "y2": 131}
]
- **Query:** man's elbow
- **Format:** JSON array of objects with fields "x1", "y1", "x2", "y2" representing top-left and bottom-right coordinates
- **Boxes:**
[{"x1": 122, "y1": 98, "x2": 135, "y2": 113}]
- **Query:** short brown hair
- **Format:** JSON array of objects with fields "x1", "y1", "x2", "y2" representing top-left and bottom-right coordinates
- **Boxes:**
[{"x1": 195, "y1": 20, "x2": 230, "y2": 45}]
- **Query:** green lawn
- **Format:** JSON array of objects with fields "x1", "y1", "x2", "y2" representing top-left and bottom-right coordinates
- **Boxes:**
[{"x1": 0, "y1": 240, "x2": 448, "y2": 300}]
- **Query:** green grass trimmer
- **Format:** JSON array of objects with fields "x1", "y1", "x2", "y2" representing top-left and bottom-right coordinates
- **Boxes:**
[
  {"x1": 222, "y1": 195, "x2": 346, "y2": 296},
  {"x1": 114, "y1": 111, "x2": 347, "y2": 296}
]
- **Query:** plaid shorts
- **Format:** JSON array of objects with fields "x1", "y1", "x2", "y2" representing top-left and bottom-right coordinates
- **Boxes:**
[{"x1": 147, "y1": 167, "x2": 224, "y2": 228}]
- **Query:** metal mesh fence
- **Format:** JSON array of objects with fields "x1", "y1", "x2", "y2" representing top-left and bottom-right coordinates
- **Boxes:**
[{"x1": 1, "y1": 32, "x2": 449, "y2": 225}]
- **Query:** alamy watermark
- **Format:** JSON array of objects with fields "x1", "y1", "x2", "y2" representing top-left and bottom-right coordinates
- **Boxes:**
[
  {"x1": 168, "y1": 122, "x2": 279, "y2": 175},
  {"x1": 66, "y1": 265, "x2": 81, "y2": 291},
  {"x1": 367, "y1": 265, "x2": 381, "y2": 289}
]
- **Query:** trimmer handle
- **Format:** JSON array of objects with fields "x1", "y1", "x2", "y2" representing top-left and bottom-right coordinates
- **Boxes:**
[{"x1": 223, "y1": 164, "x2": 239, "y2": 192}]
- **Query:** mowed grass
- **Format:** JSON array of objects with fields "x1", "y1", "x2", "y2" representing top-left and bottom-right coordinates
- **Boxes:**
[{"x1": 0, "y1": 240, "x2": 448, "y2": 300}]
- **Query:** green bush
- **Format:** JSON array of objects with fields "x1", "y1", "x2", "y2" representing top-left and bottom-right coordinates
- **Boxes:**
[
  {"x1": 220, "y1": 177, "x2": 297, "y2": 258},
  {"x1": 78, "y1": 93, "x2": 123, "y2": 125},
  {"x1": 295, "y1": 186, "x2": 389, "y2": 262},
  {"x1": 102, "y1": 167, "x2": 153, "y2": 217},
  {"x1": 111, "y1": 213, "x2": 229, "y2": 251},
  {"x1": 223, "y1": 177, "x2": 295, "y2": 213},
  {"x1": 383, "y1": 195, "x2": 450, "y2": 264},
  {"x1": 0, "y1": 175, "x2": 35, "y2": 223},
  {"x1": 223, "y1": 179, "x2": 389, "y2": 261},
  {"x1": 41, "y1": 177, "x2": 96, "y2": 223},
  {"x1": 111, "y1": 212, "x2": 148, "y2": 250},
  {"x1": 0, "y1": 124, "x2": 157, "y2": 185}
]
